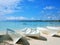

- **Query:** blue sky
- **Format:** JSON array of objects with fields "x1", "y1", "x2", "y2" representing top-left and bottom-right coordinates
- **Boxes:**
[{"x1": 0, "y1": 0, "x2": 60, "y2": 20}]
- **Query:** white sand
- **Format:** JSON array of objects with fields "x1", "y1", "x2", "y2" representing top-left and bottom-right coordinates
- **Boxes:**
[
  {"x1": 13, "y1": 30, "x2": 60, "y2": 45},
  {"x1": 0, "y1": 29, "x2": 60, "y2": 45},
  {"x1": 0, "y1": 36, "x2": 60, "y2": 45},
  {"x1": 28, "y1": 36, "x2": 60, "y2": 45}
]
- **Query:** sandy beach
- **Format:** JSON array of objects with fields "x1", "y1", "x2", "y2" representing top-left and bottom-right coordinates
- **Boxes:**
[
  {"x1": 20, "y1": 27, "x2": 60, "y2": 45},
  {"x1": 0, "y1": 0, "x2": 60, "y2": 45},
  {"x1": 27, "y1": 36, "x2": 60, "y2": 45},
  {"x1": 0, "y1": 35, "x2": 60, "y2": 45},
  {"x1": 0, "y1": 28, "x2": 60, "y2": 45},
  {"x1": 16, "y1": 29, "x2": 60, "y2": 45}
]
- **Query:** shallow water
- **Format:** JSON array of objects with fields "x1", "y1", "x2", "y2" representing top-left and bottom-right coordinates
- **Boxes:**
[{"x1": 0, "y1": 21, "x2": 60, "y2": 31}]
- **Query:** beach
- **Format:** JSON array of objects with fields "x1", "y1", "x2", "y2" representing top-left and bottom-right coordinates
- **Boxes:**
[
  {"x1": 0, "y1": 35, "x2": 60, "y2": 45},
  {"x1": 1, "y1": 27, "x2": 60, "y2": 45},
  {"x1": 0, "y1": 21, "x2": 60, "y2": 45},
  {"x1": 27, "y1": 36, "x2": 60, "y2": 45},
  {"x1": 15, "y1": 27, "x2": 60, "y2": 45},
  {"x1": 0, "y1": 0, "x2": 60, "y2": 44}
]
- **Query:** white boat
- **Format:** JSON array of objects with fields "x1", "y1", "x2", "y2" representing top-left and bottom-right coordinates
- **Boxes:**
[
  {"x1": 22, "y1": 28, "x2": 47, "y2": 40},
  {"x1": 37, "y1": 27, "x2": 49, "y2": 31},
  {"x1": 26, "y1": 29, "x2": 40, "y2": 38},
  {"x1": 47, "y1": 26, "x2": 60, "y2": 30},
  {"x1": 6, "y1": 28, "x2": 30, "y2": 45}
]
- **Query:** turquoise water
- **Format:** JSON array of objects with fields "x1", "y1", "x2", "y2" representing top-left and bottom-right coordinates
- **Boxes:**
[{"x1": 0, "y1": 21, "x2": 60, "y2": 30}]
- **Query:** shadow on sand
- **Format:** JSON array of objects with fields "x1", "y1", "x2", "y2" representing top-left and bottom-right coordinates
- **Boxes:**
[
  {"x1": 52, "y1": 34, "x2": 60, "y2": 38},
  {"x1": 27, "y1": 36, "x2": 47, "y2": 41}
]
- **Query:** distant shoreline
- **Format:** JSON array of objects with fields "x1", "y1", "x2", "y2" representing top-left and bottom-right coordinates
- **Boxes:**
[{"x1": 1, "y1": 20, "x2": 60, "y2": 22}]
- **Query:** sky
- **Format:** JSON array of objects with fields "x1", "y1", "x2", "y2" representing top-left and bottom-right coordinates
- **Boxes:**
[{"x1": 0, "y1": 0, "x2": 60, "y2": 20}]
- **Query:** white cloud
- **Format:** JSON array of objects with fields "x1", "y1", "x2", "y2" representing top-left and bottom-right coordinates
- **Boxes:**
[
  {"x1": 43, "y1": 6, "x2": 55, "y2": 10},
  {"x1": 5, "y1": 16, "x2": 35, "y2": 20},
  {"x1": 6, "y1": 16, "x2": 28, "y2": 20},
  {"x1": 0, "y1": 0, "x2": 22, "y2": 15}
]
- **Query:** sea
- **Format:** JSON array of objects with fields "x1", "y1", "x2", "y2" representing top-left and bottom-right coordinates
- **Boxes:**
[{"x1": 0, "y1": 21, "x2": 60, "y2": 31}]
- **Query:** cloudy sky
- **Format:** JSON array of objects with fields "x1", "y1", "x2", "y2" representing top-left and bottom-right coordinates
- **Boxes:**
[{"x1": 0, "y1": 0, "x2": 60, "y2": 20}]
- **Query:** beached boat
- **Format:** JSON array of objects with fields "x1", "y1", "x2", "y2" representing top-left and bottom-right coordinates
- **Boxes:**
[
  {"x1": 0, "y1": 28, "x2": 30, "y2": 45},
  {"x1": 22, "y1": 28, "x2": 47, "y2": 41},
  {"x1": 22, "y1": 28, "x2": 40, "y2": 37},
  {"x1": 47, "y1": 26, "x2": 60, "y2": 30}
]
